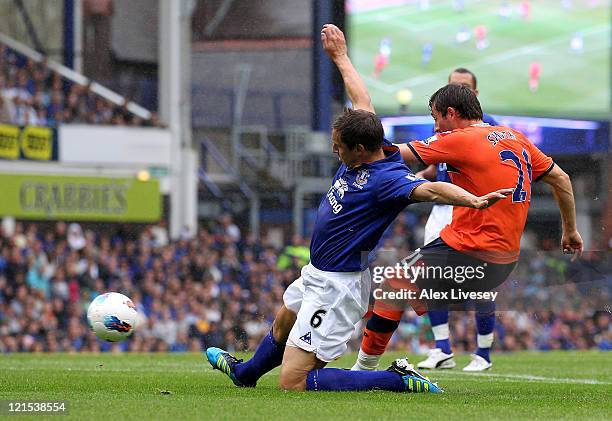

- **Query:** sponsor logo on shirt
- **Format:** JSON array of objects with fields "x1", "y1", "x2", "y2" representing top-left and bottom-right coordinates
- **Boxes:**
[
  {"x1": 333, "y1": 178, "x2": 348, "y2": 199},
  {"x1": 327, "y1": 178, "x2": 348, "y2": 214}
]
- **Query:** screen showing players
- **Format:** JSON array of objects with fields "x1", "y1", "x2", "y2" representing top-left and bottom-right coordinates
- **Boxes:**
[
  {"x1": 381, "y1": 115, "x2": 610, "y2": 155},
  {"x1": 347, "y1": 0, "x2": 611, "y2": 119}
]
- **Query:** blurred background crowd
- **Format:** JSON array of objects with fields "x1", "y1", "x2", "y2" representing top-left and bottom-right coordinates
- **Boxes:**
[
  {"x1": 0, "y1": 45, "x2": 157, "y2": 127},
  {"x1": 1, "y1": 216, "x2": 609, "y2": 354},
  {"x1": 0, "y1": 1, "x2": 609, "y2": 357}
]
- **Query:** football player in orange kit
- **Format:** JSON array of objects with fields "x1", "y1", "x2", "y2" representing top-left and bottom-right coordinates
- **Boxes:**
[{"x1": 352, "y1": 84, "x2": 584, "y2": 371}]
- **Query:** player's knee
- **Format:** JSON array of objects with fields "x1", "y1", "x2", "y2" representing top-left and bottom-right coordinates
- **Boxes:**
[
  {"x1": 366, "y1": 312, "x2": 401, "y2": 332},
  {"x1": 272, "y1": 305, "x2": 297, "y2": 343},
  {"x1": 371, "y1": 304, "x2": 403, "y2": 323},
  {"x1": 279, "y1": 346, "x2": 316, "y2": 391},
  {"x1": 475, "y1": 300, "x2": 495, "y2": 315},
  {"x1": 278, "y1": 371, "x2": 307, "y2": 391}
]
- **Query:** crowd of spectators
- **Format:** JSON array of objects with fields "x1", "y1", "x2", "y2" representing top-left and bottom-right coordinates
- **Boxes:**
[
  {"x1": 0, "y1": 44, "x2": 156, "y2": 127},
  {"x1": 0, "y1": 215, "x2": 610, "y2": 354}
]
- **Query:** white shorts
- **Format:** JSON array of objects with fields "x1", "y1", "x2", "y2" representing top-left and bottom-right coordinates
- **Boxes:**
[
  {"x1": 283, "y1": 263, "x2": 371, "y2": 362},
  {"x1": 424, "y1": 204, "x2": 453, "y2": 245}
]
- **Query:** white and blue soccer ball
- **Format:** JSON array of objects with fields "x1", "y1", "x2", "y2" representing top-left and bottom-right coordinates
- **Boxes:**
[{"x1": 87, "y1": 292, "x2": 138, "y2": 342}]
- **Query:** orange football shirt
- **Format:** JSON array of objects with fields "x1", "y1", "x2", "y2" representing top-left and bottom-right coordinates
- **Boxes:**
[{"x1": 408, "y1": 124, "x2": 554, "y2": 264}]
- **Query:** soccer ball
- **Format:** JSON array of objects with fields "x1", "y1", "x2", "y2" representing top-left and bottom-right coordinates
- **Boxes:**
[{"x1": 87, "y1": 292, "x2": 138, "y2": 342}]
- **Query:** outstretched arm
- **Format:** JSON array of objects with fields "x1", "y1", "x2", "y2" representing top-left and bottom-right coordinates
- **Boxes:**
[
  {"x1": 415, "y1": 164, "x2": 437, "y2": 181},
  {"x1": 540, "y1": 164, "x2": 583, "y2": 259},
  {"x1": 411, "y1": 182, "x2": 513, "y2": 209},
  {"x1": 321, "y1": 24, "x2": 374, "y2": 113}
]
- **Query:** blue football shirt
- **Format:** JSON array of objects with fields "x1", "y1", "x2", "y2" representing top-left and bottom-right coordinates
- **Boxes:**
[{"x1": 310, "y1": 145, "x2": 427, "y2": 272}]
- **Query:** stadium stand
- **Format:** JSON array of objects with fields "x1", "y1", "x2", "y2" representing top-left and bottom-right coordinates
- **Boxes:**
[
  {"x1": 1, "y1": 216, "x2": 609, "y2": 354},
  {"x1": 0, "y1": 43, "x2": 157, "y2": 127}
]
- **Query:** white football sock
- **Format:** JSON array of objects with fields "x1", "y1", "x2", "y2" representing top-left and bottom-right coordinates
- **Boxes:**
[
  {"x1": 477, "y1": 333, "x2": 494, "y2": 348},
  {"x1": 351, "y1": 349, "x2": 381, "y2": 371},
  {"x1": 431, "y1": 323, "x2": 450, "y2": 342}
]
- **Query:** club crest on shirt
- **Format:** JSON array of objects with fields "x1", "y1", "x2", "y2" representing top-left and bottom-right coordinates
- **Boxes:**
[
  {"x1": 353, "y1": 169, "x2": 370, "y2": 189},
  {"x1": 421, "y1": 135, "x2": 438, "y2": 145}
]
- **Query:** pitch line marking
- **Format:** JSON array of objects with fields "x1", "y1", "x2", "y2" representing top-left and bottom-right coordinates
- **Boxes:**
[{"x1": 430, "y1": 371, "x2": 612, "y2": 385}]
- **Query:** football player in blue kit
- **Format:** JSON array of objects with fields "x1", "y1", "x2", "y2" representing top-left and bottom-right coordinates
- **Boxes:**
[{"x1": 205, "y1": 24, "x2": 511, "y2": 393}]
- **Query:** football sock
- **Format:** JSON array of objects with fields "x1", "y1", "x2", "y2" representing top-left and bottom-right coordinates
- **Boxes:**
[
  {"x1": 306, "y1": 368, "x2": 405, "y2": 392},
  {"x1": 234, "y1": 330, "x2": 285, "y2": 384},
  {"x1": 351, "y1": 349, "x2": 381, "y2": 371},
  {"x1": 352, "y1": 313, "x2": 400, "y2": 370},
  {"x1": 428, "y1": 310, "x2": 452, "y2": 355},
  {"x1": 475, "y1": 311, "x2": 495, "y2": 363}
]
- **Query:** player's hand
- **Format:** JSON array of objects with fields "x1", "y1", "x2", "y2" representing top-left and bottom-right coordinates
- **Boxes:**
[
  {"x1": 321, "y1": 24, "x2": 348, "y2": 60},
  {"x1": 471, "y1": 188, "x2": 513, "y2": 209},
  {"x1": 561, "y1": 229, "x2": 583, "y2": 261}
]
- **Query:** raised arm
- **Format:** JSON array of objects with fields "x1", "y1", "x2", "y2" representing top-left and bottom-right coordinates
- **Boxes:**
[
  {"x1": 411, "y1": 182, "x2": 513, "y2": 209},
  {"x1": 321, "y1": 24, "x2": 374, "y2": 113},
  {"x1": 540, "y1": 164, "x2": 583, "y2": 258}
]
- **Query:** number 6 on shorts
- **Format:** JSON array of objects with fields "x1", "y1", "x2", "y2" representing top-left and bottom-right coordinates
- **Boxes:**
[{"x1": 310, "y1": 310, "x2": 327, "y2": 328}]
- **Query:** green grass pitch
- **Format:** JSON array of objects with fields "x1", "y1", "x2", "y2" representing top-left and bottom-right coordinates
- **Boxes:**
[
  {"x1": 1, "y1": 351, "x2": 611, "y2": 420},
  {"x1": 348, "y1": 0, "x2": 611, "y2": 119}
]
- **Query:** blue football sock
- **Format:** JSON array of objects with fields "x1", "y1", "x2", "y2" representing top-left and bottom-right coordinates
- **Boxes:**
[
  {"x1": 306, "y1": 368, "x2": 405, "y2": 392},
  {"x1": 435, "y1": 339, "x2": 452, "y2": 355},
  {"x1": 475, "y1": 310, "x2": 495, "y2": 363},
  {"x1": 428, "y1": 310, "x2": 452, "y2": 354},
  {"x1": 234, "y1": 330, "x2": 285, "y2": 385},
  {"x1": 476, "y1": 347, "x2": 490, "y2": 362}
]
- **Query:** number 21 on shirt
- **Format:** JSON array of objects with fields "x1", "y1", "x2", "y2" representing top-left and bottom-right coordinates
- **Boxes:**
[{"x1": 500, "y1": 148, "x2": 532, "y2": 203}]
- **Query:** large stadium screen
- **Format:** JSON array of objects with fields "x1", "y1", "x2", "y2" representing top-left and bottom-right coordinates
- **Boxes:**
[
  {"x1": 381, "y1": 115, "x2": 610, "y2": 155},
  {"x1": 347, "y1": 0, "x2": 611, "y2": 119}
]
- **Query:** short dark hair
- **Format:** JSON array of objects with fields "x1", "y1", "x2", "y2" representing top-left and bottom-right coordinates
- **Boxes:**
[
  {"x1": 332, "y1": 108, "x2": 383, "y2": 152},
  {"x1": 429, "y1": 84, "x2": 483, "y2": 120},
  {"x1": 450, "y1": 67, "x2": 477, "y2": 90}
]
